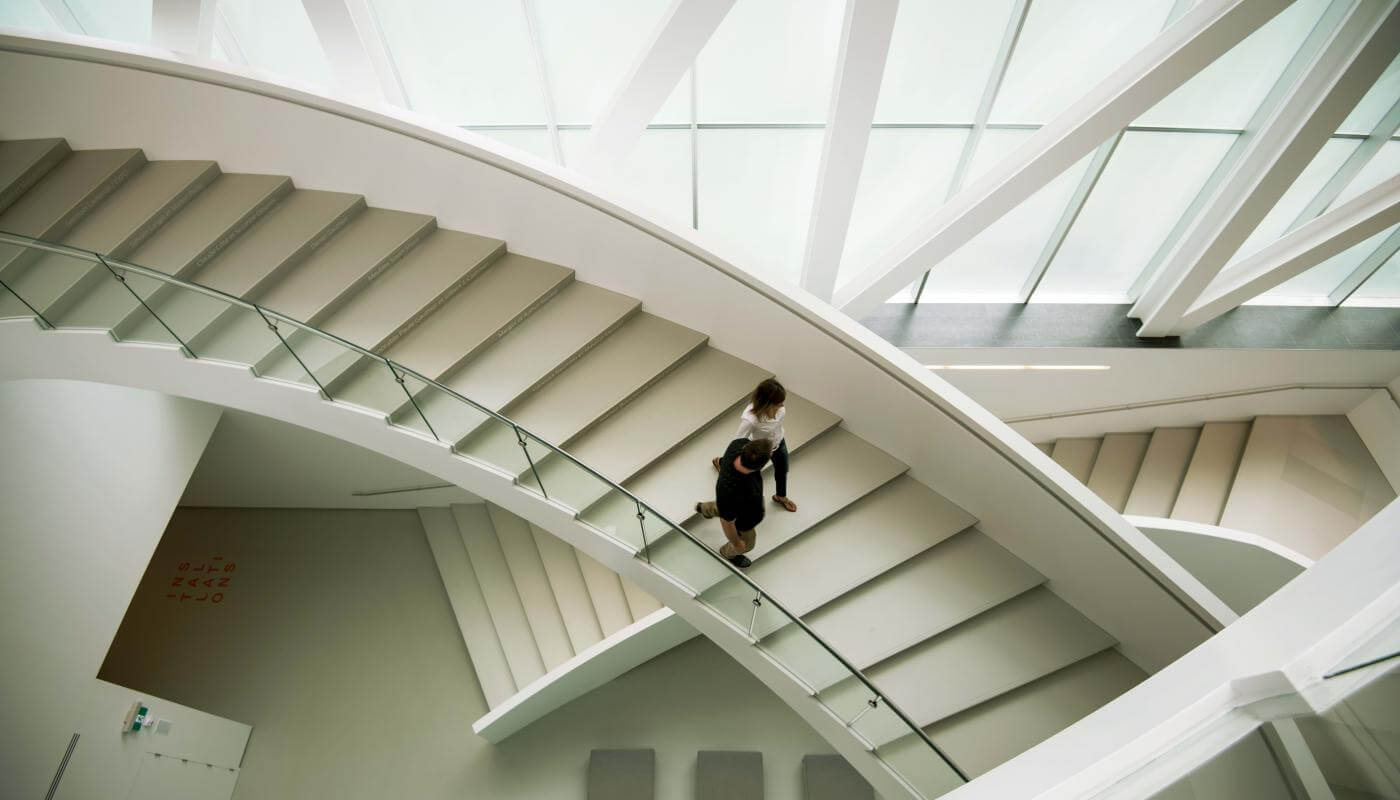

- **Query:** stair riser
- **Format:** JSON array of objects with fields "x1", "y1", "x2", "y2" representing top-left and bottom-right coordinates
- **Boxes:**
[{"x1": 0, "y1": 140, "x2": 70, "y2": 215}]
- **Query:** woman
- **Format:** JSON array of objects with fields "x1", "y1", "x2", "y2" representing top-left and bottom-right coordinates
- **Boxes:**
[{"x1": 713, "y1": 378, "x2": 797, "y2": 512}]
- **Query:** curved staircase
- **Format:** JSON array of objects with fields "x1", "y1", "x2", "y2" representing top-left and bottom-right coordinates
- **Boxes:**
[{"x1": 1, "y1": 137, "x2": 1172, "y2": 792}]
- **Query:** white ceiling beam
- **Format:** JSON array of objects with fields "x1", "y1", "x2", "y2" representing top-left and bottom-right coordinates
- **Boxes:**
[
  {"x1": 1132, "y1": 0, "x2": 1400, "y2": 337},
  {"x1": 151, "y1": 0, "x2": 214, "y2": 55},
  {"x1": 799, "y1": 0, "x2": 900, "y2": 302},
  {"x1": 1294, "y1": 95, "x2": 1400, "y2": 229},
  {"x1": 833, "y1": 0, "x2": 1291, "y2": 318},
  {"x1": 1179, "y1": 173, "x2": 1400, "y2": 328},
  {"x1": 579, "y1": 0, "x2": 738, "y2": 174},
  {"x1": 301, "y1": 0, "x2": 409, "y2": 106}
]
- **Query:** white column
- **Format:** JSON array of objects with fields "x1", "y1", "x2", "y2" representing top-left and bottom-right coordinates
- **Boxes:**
[
  {"x1": 799, "y1": 0, "x2": 899, "y2": 302},
  {"x1": 832, "y1": 0, "x2": 1291, "y2": 319},
  {"x1": 579, "y1": 0, "x2": 737, "y2": 174}
]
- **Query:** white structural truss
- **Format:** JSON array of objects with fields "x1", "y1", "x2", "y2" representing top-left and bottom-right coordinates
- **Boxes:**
[
  {"x1": 151, "y1": 0, "x2": 215, "y2": 55},
  {"x1": 300, "y1": 0, "x2": 407, "y2": 106},
  {"x1": 579, "y1": 0, "x2": 737, "y2": 174},
  {"x1": 800, "y1": 0, "x2": 900, "y2": 302},
  {"x1": 833, "y1": 0, "x2": 1293, "y2": 318},
  {"x1": 1181, "y1": 173, "x2": 1400, "y2": 328},
  {"x1": 1133, "y1": 0, "x2": 1400, "y2": 336}
]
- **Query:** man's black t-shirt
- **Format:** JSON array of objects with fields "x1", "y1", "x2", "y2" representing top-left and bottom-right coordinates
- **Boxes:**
[{"x1": 715, "y1": 437, "x2": 764, "y2": 531}]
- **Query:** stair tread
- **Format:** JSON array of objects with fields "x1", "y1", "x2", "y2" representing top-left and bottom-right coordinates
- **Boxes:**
[
  {"x1": 0, "y1": 148, "x2": 143, "y2": 245},
  {"x1": 530, "y1": 347, "x2": 770, "y2": 511},
  {"x1": 11, "y1": 160, "x2": 217, "y2": 314},
  {"x1": 925, "y1": 649, "x2": 1145, "y2": 778},
  {"x1": 322, "y1": 228, "x2": 504, "y2": 352},
  {"x1": 0, "y1": 138, "x2": 69, "y2": 213},
  {"x1": 1171, "y1": 421, "x2": 1250, "y2": 525},
  {"x1": 385, "y1": 252, "x2": 573, "y2": 379},
  {"x1": 762, "y1": 529, "x2": 1043, "y2": 680},
  {"x1": 457, "y1": 313, "x2": 706, "y2": 468},
  {"x1": 585, "y1": 392, "x2": 840, "y2": 535},
  {"x1": 530, "y1": 524, "x2": 605, "y2": 654},
  {"x1": 575, "y1": 549, "x2": 634, "y2": 637},
  {"x1": 418, "y1": 507, "x2": 517, "y2": 708},
  {"x1": 823, "y1": 587, "x2": 1115, "y2": 745},
  {"x1": 53, "y1": 172, "x2": 292, "y2": 328},
  {"x1": 452, "y1": 503, "x2": 546, "y2": 689},
  {"x1": 1123, "y1": 427, "x2": 1201, "y2": 517},
  {"x1": 1085, "y1": 433, "x2": 1150, "y2": 513},
  {"x1": 260, "y1": 207, "x2": 436, "y2": 324},
  {"x1": 650, "y1": 428, "x2": 906, "y2": 590},
  {"x1": 488, "y1": 503, "x2": 575, "y2": 672},
  {"x1": 723, "y1": 476, "x2": 976, "y2": 617},
  {"x1": 1051, "y1": 438, "x2": 1101, "y2": 484}
]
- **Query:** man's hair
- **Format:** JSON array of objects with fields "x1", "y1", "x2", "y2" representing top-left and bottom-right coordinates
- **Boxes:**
[{"x1": 740, "y1": 438, "x2": 772, "y2": 470}]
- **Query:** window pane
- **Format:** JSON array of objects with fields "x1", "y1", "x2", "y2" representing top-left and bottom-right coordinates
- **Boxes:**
[
  {"x1": 1235, "y1": 137, "x2": 1360, "y2": 256},
  {"x1": 67, "y1": 0, "x2": 150, "y2": 43},
  {"x1": 0, "y1": 0, "x2": 61, "y2": 34},
  {"x1": 696, "y1": 0, "x2": 845, "y2": 122},
  {"x1": 874, "y1": 0, "x2": 1016, "y2": 123},
  {"x1": 696, "y1": 129, "x2": 823, "y2": 286},
  {"x1": 836, "y1": 128, "x2": 967, "y2": 284},
  {"x1": 370, "y1": 0, "x2": 546, "y2": 124},
  {"x1": 561, "y1": 128, "x2": 693, "y2": 226},
  {"x1": 1137, "y1": 0, "x2": 1328, "y2": 129},
  {"x1": 990, "y1": 0, "x2": 1174, "y2": 124},
  {"x1": 1332, "y1": 140, "x2": 1400, "y2": 207},
  {"x1": 1036, "y1": 131, "x2": 1236, "y2": 301},
  {"x1": 1346, "y1": 240, "x2": 1400, "y2": 305},
  {"x1": 922, "y1": 153, "x2": 1092, "y2": 302},
  {"x1": 1339, "y1": 53, "x2": 1400, "y2": 135},
  {"x1": 1250, "y1": 225, "x2": 1394, "y2": 303},
  {"x1": 470, "y1": 128, "x2": 556, "y2": 162},
  {"x1": 219, "y1": 0, "x2": 332, "y2": 87},
  {"x1": 966, "y1": 128, "x2": 1037, "y2": 184},
  {"x1": 532, "y1": 0, "x2": 672, "y2": 125}
]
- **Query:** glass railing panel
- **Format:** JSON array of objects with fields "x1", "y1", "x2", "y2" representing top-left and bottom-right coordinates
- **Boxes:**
[
  {"x1": 0, "y1": 246, "x2": 99, "y2": 323},
  {"x1": 97, "y1": 268, "x2": 182, "y2": 347},
  {"x1": 1327, "y1": 617, "x2": 1400, "y2": 678},
  {"x1": 389, "y1": 366, "x2": 443, "y2": 440},
  {"x1": 0, "y1": 276, "x2": 36, "y2": 320},
  {"x1": 646, "y1": 525, "x2": 731, "y2": 596},
  {"x1": 578, "y1": 489, "x2": 674, "y2": 553},
  {"x1": 879, "y1": 733, "x2": 966, "y2": 800}
]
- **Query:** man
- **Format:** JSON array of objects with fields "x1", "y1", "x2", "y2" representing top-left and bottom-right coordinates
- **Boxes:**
[{"x1": 695, "y1": 437, "x2": 771, "y2": 568}]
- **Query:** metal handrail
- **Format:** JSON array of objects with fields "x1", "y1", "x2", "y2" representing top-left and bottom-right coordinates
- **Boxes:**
[
  {"x1": 1007, "y1": 382, "x2": 1386, "y2": 423},
  {"x1": 0, "y1": 229, "x2": 968, "y2": 787}
]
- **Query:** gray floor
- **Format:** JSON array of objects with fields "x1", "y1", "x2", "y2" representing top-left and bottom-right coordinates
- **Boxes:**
[{"x1": 863, "y1": 304, "x2": 1400, "y2": 349}]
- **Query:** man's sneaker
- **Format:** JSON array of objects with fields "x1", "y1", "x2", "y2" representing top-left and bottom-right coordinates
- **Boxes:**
[{"x1": 728, "y1": 554, "x2": 752, "y2": 569}]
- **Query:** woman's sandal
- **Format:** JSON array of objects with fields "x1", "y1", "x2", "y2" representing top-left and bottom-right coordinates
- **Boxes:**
[{"x1": 773, "y1": 495, "x2": 797, "y2": 512}]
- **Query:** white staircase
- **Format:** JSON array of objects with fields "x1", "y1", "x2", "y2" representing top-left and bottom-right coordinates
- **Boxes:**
[{"x1": 1, "y1": 138, "x2": 1171, "y2": 783}]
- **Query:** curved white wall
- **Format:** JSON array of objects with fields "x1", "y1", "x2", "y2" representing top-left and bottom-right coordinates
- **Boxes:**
[{"x1": 0, "y1": 31, "x2": 1224, "y2": 671}]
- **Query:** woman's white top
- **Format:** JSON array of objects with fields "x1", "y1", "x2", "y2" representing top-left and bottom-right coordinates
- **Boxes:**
[{"x1": 735, "y1": 404, "x2": 784, "y2": 452}]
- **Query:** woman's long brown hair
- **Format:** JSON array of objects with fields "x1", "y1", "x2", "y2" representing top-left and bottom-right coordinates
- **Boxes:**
[{"x1": 750, "y1": 378, "x2": 786, "y2": 420}]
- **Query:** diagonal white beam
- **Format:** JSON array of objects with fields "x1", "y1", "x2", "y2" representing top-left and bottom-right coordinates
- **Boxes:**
[
  {"x1": 1295, "y1": 95, "x2": 1400, "y2": 229},
  {"x1": 799, "y1": 0, "x2": 899, "y2": 301},
  {"x1": 152, "y1": 0, "x2": 214, "y2": 55},
  {"x1": 1329, "y1": 223, "x2": 1400, "y2": 304},
  {"x1": 37, "y1": 0, "x2": 84, "y2": 34},
  {"x1": 301, "y1": 0, "x2": 409, "y2": 106},
  {"x1": 1179, "y1": 173, "x2": 1400, "y2": 329},
  {"x1": 1133, "y1": 0, "x2": 1400, "y2": 337},
  {"x1": 579, "y1": 0, "x2": 737, "y2": 174},
  {"x1": 834, "y1": 0, "x2": 1291, "y2": 318}
]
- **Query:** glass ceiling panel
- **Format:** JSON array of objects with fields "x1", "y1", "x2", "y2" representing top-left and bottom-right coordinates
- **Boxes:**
[
  {"x1": 1235, "y1": 137, "x2": 1360, "y2": 256},
  {"x1": 920, "y1": 153, "x2": 1093, "y2": 302},
  {"x1": 1346, "y1": 240, "x2": 1400, "y2": 305},
  {"x1": 836, "y1": 128, "x2": 967, "y2": 285},
  {"x1": 965, "y1": 128, "x2": 1038, "y2": 184},
  {"x1": 696, "y1": 0, "x2": 845, "y2": 122},
  {"x1": 532, "y1": 0, "x2": 672, "y2": 125},
  {"x1": 472, "y1": 129, "x2": 555, "y2": 163},
  {"x1": 1332, "y1": 140, "x2": 1400, "y2": 206},
  {"x1": 0, "y1": 0, "x2": 58, "y2": 34},
  {"x1": 66, "y1": 0, "x2": 151, "y2": 43},
  {"x1": 696, "y1": 128, "x2": 823, "y2": 286},
  {"x1": 1251, "y1": 224, "x2": 1393, "y2": 302},
  {"x1": 1036, "y1": 130, "x2": 1237, "y2": 301},
  {"x1": 990, "y1": 0, "x2": 1174, "y2": 124},
  {"x1": 370, "y1": 0, "x2": 546, "y2": 124},
  {"x1": 1137, "y1": 0, "x2": 1328, "y2": 129},
  {"x1": 1338, "y1": 53, "x2": 1400, "y2": 135},
  {"x1": 873, "y1": 0, "x2": 1015, "y2": 123},
  {"x1": 219, "y1": 0, "x2": 332, "y2": 87},
  {"x1": 561, "y1": 128, "x2": 693, "y2": 226}
]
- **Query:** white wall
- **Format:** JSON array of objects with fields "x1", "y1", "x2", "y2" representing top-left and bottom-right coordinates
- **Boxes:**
[
  {"x1": 0, "y1": 379, "x2": 221, "y2": 800},
  {"x1": 55, "y1": 679, "x2": 251, "y2": 800},
  {"x1": 101, "y1": 507, "x2": 835, "y2": 800}
]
